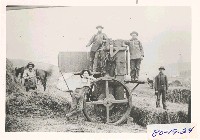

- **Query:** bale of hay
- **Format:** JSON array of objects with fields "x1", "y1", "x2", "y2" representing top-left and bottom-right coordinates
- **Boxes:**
[
  {"x1": 167, "y1": 88, "x2": 191, "y2": 104},
  {"x1": 6, "y1": 92, "x2": 71, "y2": 118},
  {"x1": 130, "y1": 95, "x2": 188, "y2": 127},
  {"x1": 131, "y1": 107, "x2": 188, "y2": 127},
  {"x1": 6, "y1": 59, "x2": 23, "y2": 95},
  {"x1": 169, "y1": 80, "x2": 182, "y2": 87}
]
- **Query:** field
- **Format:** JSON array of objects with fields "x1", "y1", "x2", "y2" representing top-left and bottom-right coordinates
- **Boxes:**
[{"x1": 5, "y1": 59, "x2": 190, "y2": 132}]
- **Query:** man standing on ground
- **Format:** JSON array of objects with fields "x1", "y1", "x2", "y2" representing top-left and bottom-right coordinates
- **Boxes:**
[
  {"x1": 124, "y1": 31, "x2": 144, "y2": 81},
  {"x1": 23, "y1": 62, "x2": 37, "y2": 83},
  {"x1": 86, "y1": 25, "x2": 108, "y2": 72},
  {"x1": 155, "y1": 66, "x2": 168, "y2": 110},
  {"x1": 23, "y1": 62, "x2": 37, "y2": 91}
]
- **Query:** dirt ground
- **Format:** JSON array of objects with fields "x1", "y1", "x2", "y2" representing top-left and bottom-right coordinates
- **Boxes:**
[
  {"x1": 6, "y1": 67, "x2": 146, "y2": 132},
  {"x1": 6, "y1": 115, "x2": 146, "y2": 132},
  {"x1": 6, "y1": 83, "x2": 146, "y2": 132}
]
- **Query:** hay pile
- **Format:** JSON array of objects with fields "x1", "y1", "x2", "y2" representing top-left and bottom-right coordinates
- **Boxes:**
[
  {"x1": 6, "y1": 59, "x2": 22, "y2": 94},
  {"x1": 130, "y1": 95, "x2": 188, "y2": 127},
  {"x1": 6, "y1": 58, "x2": 70, "y2": 117},
  {"x1": 167, "y1": 87, "x2": 191, "y2": 104},
  {"x1": 6, "y1": 92, "x2": 71, "y2": 118},
  {"x1": 6, "y1": 59, "x2": 71, "y2": 131},
  {"x1": 169, "y1": 80, "x2": 182, "y2": 87},
  {"x1": 129, "y1": 83, "x2": 189, "y2": 127}
]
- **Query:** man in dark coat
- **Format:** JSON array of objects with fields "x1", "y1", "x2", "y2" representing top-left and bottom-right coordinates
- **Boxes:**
[
  {"x1": 155, "y1": 66, "x2": 168, "y2": 110},
  {"x1": 123, "y1": 31, "x2": 144, "y2": 81},
  {"x1": 86, "y1": 25, "x2": 108, "y2": 71}
]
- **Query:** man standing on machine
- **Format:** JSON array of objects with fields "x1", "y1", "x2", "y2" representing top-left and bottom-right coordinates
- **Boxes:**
[
  {"x1": 124, "y1": 31, "x2": 144, "y2": 81},
  {"x1": 86, "y1": 25, "x2": 108, "y2": 72}
]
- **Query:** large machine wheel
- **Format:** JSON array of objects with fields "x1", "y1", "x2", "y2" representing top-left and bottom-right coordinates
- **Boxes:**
[{"x1": 83, "y1": 77, "x2": 132, "y2": 125}]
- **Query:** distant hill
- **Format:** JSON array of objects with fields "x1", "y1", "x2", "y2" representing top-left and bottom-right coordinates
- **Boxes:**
[{"x1": 9, "y1": 58, "x2": 56, "y2": 70}]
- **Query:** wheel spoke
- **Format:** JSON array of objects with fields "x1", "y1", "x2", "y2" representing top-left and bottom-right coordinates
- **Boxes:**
[
  {"x1": 105, "y1": 80, "x2": 109, "y2": 98},
  {"x1": 85, "y1": 100, "x2": 104, "y2": 105},
  {"x1": 106, "y1": 106, "x2": 110, "y2": 123},
  {"x1": 111, "y1": 99, "x2": 128, "y2": 104}
]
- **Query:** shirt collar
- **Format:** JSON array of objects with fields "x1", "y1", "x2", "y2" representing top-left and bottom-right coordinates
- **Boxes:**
[
  {"x1": 159, "y1": 72, "x2": 164, "y2": 75},
  {"x1": 97, "y1": 31, "x2": 102, "y2": 34},
  {"x1": 130, "y1": 38, "x2": 138, "y2": 41}
]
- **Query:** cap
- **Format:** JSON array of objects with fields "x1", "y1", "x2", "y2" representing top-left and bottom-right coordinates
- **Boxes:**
[
  {"x1": 130, "y1": 31, "x2": 138, "y2": 36},
  {"x1": 27, "y1": 62, "x2": 35, "y2": 68},
  {"x1": 80, "y1": 69, "x2": 92, "y2": 76},
  {"x1": 96, "y1": 25, "x2": 104, "y2": 29},
  {"x1": 159, "y1": 66, "x2": 165, "y2": 70}
]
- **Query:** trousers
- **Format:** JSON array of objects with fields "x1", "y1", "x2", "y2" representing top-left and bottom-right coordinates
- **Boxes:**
[
  {"x1": 130, "y1": 59, "x2": 141, "y2": 80},
  {"x1": 66, "y1": 88, "x2": 84, "y2": 117},
  {"x1": 156, "y1": 89, "x2": 167, "y2": 109},
  {"x1": 90, "y1": 51, "x2": 98, "y2": 72}
]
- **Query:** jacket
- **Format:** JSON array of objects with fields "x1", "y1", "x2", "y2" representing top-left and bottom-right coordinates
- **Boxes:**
[
  {"x1": 124, "y1": 38, "x2": 144, "y2": 59},
  {"x1": 23, "y1": 69, "x2": 36, "y2": 79},
  {"x1": 155, "y1": 72, "x2": 168, "y2": 91},
  {"x1": 87, "y1": 32, "x2": 107, "y2": 52}
]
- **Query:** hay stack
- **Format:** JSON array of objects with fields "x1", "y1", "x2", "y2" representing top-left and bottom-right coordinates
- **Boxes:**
[
  {"x1": 130, "y1": 95, "x2": 188, "y2": 127},
  {"x1": 6, "y1": 59, "x2": 22, "y2": 95},
  {"x1": 6, "y1": 92, "x2": 71, "y2": 118},
  {"x1": 6, "y1": 59, "x2": 71, "y2": 131},
  {"x1": 167, "y1": 87, "x2": 191, "y2": 104}
]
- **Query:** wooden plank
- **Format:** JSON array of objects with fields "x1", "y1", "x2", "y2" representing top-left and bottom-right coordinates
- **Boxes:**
[{"x1": 58, "y1": 52, "x2": 90, "y2": 73}]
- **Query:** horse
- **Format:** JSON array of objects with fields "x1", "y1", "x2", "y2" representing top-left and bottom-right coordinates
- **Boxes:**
[
  {"x1": 147, "y1": 78, "x2": 154, "y2": 89},
  {"x1": 36, "y1": 69, "x2": 48, "y2": 91},
  {"x1": 15, "y1": 67, "x2": 25, "y2": 83}
]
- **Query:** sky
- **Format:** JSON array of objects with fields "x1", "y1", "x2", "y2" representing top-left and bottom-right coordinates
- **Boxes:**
[{"x1": 6, "y1": 6, "x2": 191, "y2": 76}]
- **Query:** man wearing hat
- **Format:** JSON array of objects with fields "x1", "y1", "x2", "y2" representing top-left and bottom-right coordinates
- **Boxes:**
[
  {"x1": 23, "y1": 62, "x2": 37, "y2": 84},
  {"x1": 123, "y1": 31, "x2": 144, "y2": 81},
  {"x1": 86, "y1": 25, "x2": 108, "y2": 71},
  {"x1": 66, "y1": 69, "x2": 96, "y2": 119},
  {"x1": 154, "y1": 66, "x2": 168, "y2": 110}
]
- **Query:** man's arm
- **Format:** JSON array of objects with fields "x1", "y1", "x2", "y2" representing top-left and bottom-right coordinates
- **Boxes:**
[
  {"x1": 103, "y1": 33, "x2": 108, "y2": 40},
  {"x1": 32, "y1": 69, "x2": 37, "y2": 77},
  {"x1": 165, "y1": 75, "x2": 168, "y2": 90},
  {"x1": 22, "y1": 70, "x2": 28, "y2": 79},
  {"x1": 139, "y1": 41, "x2": 144, "y2": 57},
  {"x1": 154, "y1": 76, "x2": 158, "y2": 92},
  {"x1": 86, "y1": 34, "x2": 95, "y2": 47},
  {"x1": 123, "y1": 40, "x2": 130, "y2": 46}
]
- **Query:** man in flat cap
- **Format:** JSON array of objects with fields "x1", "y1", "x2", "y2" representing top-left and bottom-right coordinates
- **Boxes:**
[
  {"x1": 86, "y1": 25, "x2": 108, "y2": 72},
  {"x1": 123, "y1": 31, "x2": 144, "y2": 81},
  {"x1": 154, "y1": 66, "x2": 168, "y2": 110}
]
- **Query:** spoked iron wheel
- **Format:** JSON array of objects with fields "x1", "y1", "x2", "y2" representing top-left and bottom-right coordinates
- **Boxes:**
[{"x1": 83, "y1": 77, "x2": 132, "y2": 125}]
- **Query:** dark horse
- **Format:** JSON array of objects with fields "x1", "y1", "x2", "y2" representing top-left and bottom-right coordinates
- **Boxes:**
[
  {"x1": 147, "y1": 78, "x2": 154, "y2": 89},
  {"x1": 15, "y1": 67, "x2": 25, "y2": 82},
  {"x1": 36, "y1": 69, "x2": 48, "y2": 91}
]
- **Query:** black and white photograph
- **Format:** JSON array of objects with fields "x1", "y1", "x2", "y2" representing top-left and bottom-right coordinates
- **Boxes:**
[{"x1": 5, "y1": 6, "x2": 191, "y2": 133}]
